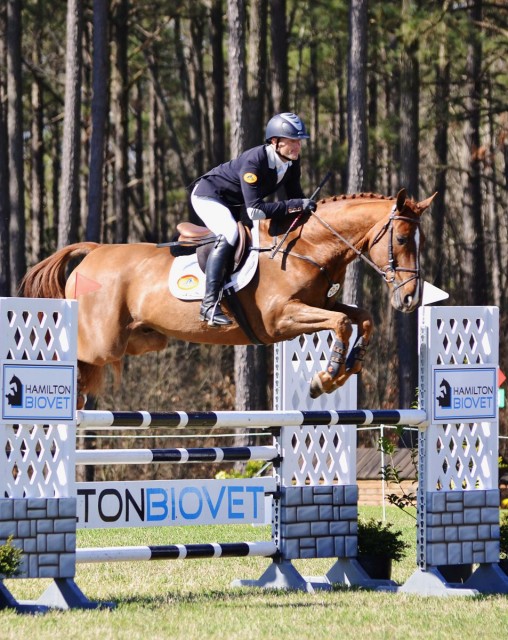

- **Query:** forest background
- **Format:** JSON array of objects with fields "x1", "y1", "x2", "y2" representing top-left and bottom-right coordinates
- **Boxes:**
[{"x1": 0, "y1": 0, "x2": 507, "y2": 470}]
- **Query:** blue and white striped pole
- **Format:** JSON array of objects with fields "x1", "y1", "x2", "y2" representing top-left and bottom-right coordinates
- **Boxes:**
[
  {"x1": 77, "y1": 409, "x2": 427, "y2": 430},
  {"x1": 76, "y1": 541, "x2": 277, "y2": 563},
  {"x1": 75, "y1": 445, "x2": 279, "y2": 465}
]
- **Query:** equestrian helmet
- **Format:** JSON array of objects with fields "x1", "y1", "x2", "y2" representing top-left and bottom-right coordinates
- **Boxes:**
[{"x1": 265, "y1": 113, "x2": 310, "y2": 141}]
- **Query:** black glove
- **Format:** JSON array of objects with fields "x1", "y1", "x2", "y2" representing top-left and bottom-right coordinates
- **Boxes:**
[
  {"x1": 286, "y1": 198, "x2": 317, "y2": 215},
  {"x1": 302, "y1": 198, "x2": 317, "y2": 213}
]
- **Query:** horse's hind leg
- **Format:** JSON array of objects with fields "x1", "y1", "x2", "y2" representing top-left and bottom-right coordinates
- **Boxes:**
[{"x1": 76, "y1": 360, "x2": 106, "y2": 408}]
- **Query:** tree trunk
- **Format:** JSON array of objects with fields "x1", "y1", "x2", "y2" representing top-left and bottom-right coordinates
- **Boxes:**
[
  {"x1": 58, "y1": 0, "x2": 83, "y2": 248},
  {"x1": 30, "y1": 0, "x2": 44, "y2": 264},
  {"x1": 0, "y1": 3, "x2": 10, "y2": 295},
  {"x1": 397, "y1": 0, "x2": 419, "y2": 445},
  {"x1": 334, "y1": 43, "x2": 347, "y2": 194},
  {"x1": 269, "y1": 0, "x2": 288, "y2": 112},
  {"x1": 462, "y1": 0, "x2": 488, "y2": 305},
  {"x1": 148, "y1": 79, "x2": 160, "y2": 239},
  {"x1": 485, "y1": 77, "x2": 502, "y2": 308},
  {"x1": 132, "y1": 80, "x2": 146, "y2": 231},
  {"x1": 86, "y1": 0, "x2": 109, "y2": 243},
  {"x1": 234, "y1": 346, "x2": 268, "y2": 410},
  {"x1": 430, "y1": 15, "x2": 450, "y2": 292},
  {"x1": 247, "y1": 0, "x2": 267, "y2": 147},
  {"x1": 227, "y1": 0, "x2": 248, "y2": 156},
  {"x1": 228, "y1": 0, "x2": 268, "y2": 423},
  {"x1": 7, "y1": 0, "x2": 26, "y2": 287},
  {"x1": 0, "y1": 103, "x2": 9, "y2": 295},
  {"x1": 111, "y1": 0, "x2": 129, "y2": 244},
  {"x1": 145, "y1": 50, "x2": 191, "y2": 189},
  {"x1": 189, "y1": 11, "x2": 208, "y2": 177},
  {"x1": 308, "y1": 10, "x2": 319, "y2": 187},
  {"x1": 342, "y1": 0, "x2": 368, "y2": 308},
  {"x1": 210, "y1": 0, "x2": 225, "y2": 165}
]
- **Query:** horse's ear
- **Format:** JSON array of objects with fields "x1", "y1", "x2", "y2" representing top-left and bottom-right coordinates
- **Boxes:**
[
  {"x1": 417, "y1": 192, "x2": 438, "y2": 212},
  {"x1": 396, "y1": 188, "x2": 407, "y2": 211}
]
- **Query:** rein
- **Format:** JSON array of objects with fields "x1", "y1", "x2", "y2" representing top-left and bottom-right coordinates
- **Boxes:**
[
  {"x1": 261, "y1": 202, "x2": 422, "y2": 295},
  {"x1": 307, "y1": 204, "x2": 422, "y2": 291}
]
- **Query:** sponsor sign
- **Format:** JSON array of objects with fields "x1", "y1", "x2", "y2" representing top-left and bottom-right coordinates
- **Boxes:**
[
  {"x1": 433, "y1": 365, "x2": 497, "y2": 423},
  {"x1": 2, "y1": 361, "x2": 76, "y2": 423},
  {"x1": 76, "y1": 478, "x2": 275, "y2": 529}
]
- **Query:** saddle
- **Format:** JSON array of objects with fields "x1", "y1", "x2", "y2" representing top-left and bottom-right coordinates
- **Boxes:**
[
  {"x1": 173, "y1": 221, "x2": 249, "y2": 272},
  {"x1": 163, "y1": 221, "x2": 263, "y2": 345}
]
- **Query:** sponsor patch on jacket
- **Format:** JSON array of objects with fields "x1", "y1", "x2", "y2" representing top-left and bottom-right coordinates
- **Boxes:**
[{"x1": 243, "y1": 172, "x2": 258, "y2": 184}]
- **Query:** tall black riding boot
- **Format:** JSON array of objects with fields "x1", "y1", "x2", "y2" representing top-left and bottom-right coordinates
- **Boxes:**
[{"x1": 199, "y1": 236, "x2": 235, "y2": 326}]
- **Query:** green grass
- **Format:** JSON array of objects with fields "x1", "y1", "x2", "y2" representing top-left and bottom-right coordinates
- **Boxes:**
[{"x1": 1, "y1": 506, "x2": 508, "y2": 640}]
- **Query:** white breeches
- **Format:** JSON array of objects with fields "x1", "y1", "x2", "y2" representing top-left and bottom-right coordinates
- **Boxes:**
[{"x1": 191, "y1": 189, "x2": 239, "y2": 247}]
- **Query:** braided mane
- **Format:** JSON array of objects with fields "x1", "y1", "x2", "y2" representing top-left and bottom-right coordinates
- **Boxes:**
[{"x1": 318, "y1": 192, "x2": 396, "y2": 204}]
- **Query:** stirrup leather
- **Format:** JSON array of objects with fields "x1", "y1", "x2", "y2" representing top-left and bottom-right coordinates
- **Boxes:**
[{"x1": 200, "y1": 298, "x2": 232, "y2": 327}]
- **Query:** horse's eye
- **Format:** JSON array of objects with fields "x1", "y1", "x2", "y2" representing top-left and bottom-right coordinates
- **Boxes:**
[{"x1": 396, "y1": 235, "x2": 408, "y2": 246}]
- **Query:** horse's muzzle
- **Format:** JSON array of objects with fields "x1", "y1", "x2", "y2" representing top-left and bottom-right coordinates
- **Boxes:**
[{"x1": 391, "y1": 279, "x2": 420, "y2": 313}]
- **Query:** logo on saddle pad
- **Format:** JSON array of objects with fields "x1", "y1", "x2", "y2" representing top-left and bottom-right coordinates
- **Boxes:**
[
  {"x1": 169, "y1": 222, "x2": 260, "y2": 301},
  {"x1": 177, "y1": 274, "x2": 199, "y2": 291}
]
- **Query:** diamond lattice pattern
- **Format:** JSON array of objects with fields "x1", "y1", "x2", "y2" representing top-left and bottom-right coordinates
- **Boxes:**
[
  {"x1": 2, "y1": 303, "x2": 74, "y2": 362},
  {"x1": 427, "y1": 422, "x2": 493, "y2": 490},
  {"x1": 2, "y1": 423, "x2": 73, "y2": 498},
  {"x1": 281, "y1": 424, "x2": 353, "y2": 486},
  {"x1": 274, "y1": 331, "x2": 357, "y2": 486},
  {"x1": 432, "y1": 313, "x2": 496, "y2": 366}
]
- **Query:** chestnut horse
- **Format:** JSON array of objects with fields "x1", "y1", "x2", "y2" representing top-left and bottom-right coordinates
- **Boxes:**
[{"x1": 19, "y1": 189, "x2": 435, "y2": 402}]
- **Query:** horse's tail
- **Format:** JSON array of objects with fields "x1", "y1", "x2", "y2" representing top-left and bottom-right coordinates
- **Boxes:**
[
  {"x1": 19, "y1": 242, "x2": 100, "y2": 299},
  {"x1": 19, "y1": 242, "x2": 106, "y2": 401}
]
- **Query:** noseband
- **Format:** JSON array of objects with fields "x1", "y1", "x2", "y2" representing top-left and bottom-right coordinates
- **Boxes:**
[{"x1": 310, "y1": 204, "x2": 421, "y2": 292}]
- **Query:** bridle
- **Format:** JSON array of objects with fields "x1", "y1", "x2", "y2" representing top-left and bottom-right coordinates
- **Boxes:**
[
  {"x1": 308, "y1": 203, "x2": 422, "y2": 293},
  {"x1": 266, "y1": 203, "x2": 422, "y2": 296}
]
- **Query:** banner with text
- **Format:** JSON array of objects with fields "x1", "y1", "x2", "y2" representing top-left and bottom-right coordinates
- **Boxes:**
[{"x1": 76, "y1": 478, "x2": 276, "y2": 529}]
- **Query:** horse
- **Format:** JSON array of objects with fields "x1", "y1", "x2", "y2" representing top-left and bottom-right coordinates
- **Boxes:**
[{"x1": 19, "y1": 188, "x2": 435, "y2": 404}]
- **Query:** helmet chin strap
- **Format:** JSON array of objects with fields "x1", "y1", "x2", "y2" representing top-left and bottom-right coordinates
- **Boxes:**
[{"x1": 275, "y1": 138, "x2": 296, "y2": 162}]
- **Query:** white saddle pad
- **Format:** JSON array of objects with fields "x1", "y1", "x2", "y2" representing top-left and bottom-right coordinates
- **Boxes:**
[{"x1": 168, "y1": 222, "x2": 260, "y2": 301}]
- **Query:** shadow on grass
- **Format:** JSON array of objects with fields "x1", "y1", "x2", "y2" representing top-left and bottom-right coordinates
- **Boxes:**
[{"x1": 103, "y1": 587, "x2": 344, "y2": 610}]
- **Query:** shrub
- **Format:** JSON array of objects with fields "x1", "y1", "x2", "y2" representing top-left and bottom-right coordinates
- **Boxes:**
[
  {"x1": 357, "y1": 518, "x2": 410, "y2": 562},
  {"x1": 0, "y1": 536, "x2": 22, "y2": 578},
  {"x1": 215, "y1": 460, "x2": 268, "y2": 479},
  {"x1": 500, "y1": 512, "x2": 508, "y2": 560}
]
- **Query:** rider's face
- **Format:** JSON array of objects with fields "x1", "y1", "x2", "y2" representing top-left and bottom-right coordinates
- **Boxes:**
[{"x1": 272, "y1": 137, "x2": 302, "y2": 161}]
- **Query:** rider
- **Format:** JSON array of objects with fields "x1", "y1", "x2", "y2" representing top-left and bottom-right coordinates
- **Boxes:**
[{"x1": 191, "y1": 112, "x2": 317, "y2": 327}]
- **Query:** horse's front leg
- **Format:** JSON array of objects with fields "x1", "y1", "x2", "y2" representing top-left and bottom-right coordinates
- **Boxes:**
[
  {"x1": 272, "y1": 301, "x2": 373, "y2": 398},
  {"x1": 310, "y1": 304, "x2": 373, "y2": 397}
]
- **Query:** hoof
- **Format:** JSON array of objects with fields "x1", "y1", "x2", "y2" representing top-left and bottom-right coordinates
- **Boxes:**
[
  {"x1": 309, "y1": 374, "x2": 324, "y2": 399},
  {"x1": 76, "y1": 393, "x2": 87, "y2": 410}
]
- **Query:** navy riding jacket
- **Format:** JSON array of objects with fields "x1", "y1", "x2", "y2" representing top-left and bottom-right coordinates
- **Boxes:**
[{"x1": 193, "y1": 145, "x2": 305, "y2": 220}]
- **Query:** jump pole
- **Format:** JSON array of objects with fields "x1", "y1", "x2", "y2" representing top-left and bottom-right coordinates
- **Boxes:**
[
  {"x1": 76, "y1": 541, "x2": 277, "y2": 563},
  {"x1": 76, "y1": 408, "x2": 427, "y2": 429}
]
